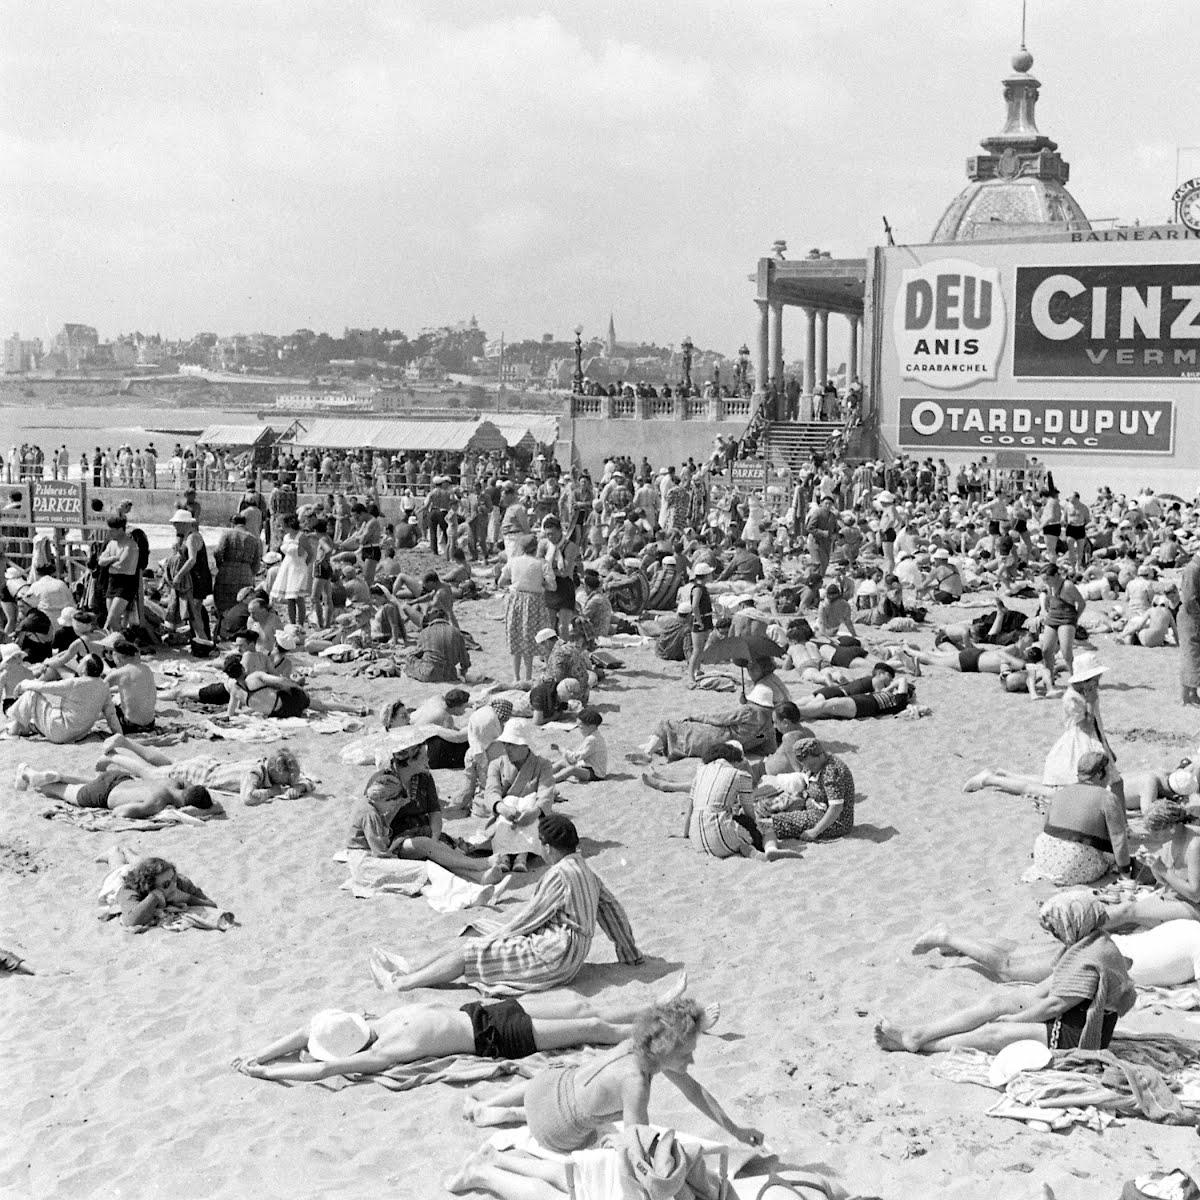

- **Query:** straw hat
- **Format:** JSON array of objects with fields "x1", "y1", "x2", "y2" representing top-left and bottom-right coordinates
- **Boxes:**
[
  {"x1": 306, "y1": 1010, "x2": 371, "y2": 1061},
  {"x1": 932, "y1": 548, "x2": 951, "y2": 561},
  {"x1": 692, "y1": 561, "x2": 715, "y2": 576},
  {"x1": 263, "y1": 551, "x2": 283, "y2": 565},
  {"x1": 57, "y1": 606, "x2": 78, "y2": 627},
  {"x1": 386, "y1": 724, "x2": 440, "y2": 753},
  {"x1": 169, "y1": 508, "x2": 195, "y2": 524},
  {"x1": 1068, "y1": 655, "x2": 1108, "y2": 685},
  {"x1": 876, "y1": 491, "x2": 896, "y2": 504},
  {"x1": 4, "y1": 565, "x2": 23, "y2": 580}
]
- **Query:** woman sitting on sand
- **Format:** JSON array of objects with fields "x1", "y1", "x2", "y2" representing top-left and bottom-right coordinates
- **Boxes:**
[
  {"x1": 759, "y1": 738, "x2": 855, "y2": 845},
  {"x1": 876, "y1": 893, "x2": 1136, "y2": 1055},
  {"x1": 626, "y1": 661, "x2": 787, "y2": 764},
  {"x1": 961, "y1": 654, "x2": 1121, "y2": 800},
  {"x1": 232, "y1": 985, "x2": 683, "y2": 1082},
  {"x1": 107, "y1": 853, "x2": 217, "y2": 928},
  {"x1": 674, "y1": 743, "x2": 762, "y2": 858},
  {"x1": 368, "y1": 813, "x2": 643, "y2": 996},
  {"x1": 1028, "y1": 751, "x2": 1131, "y2": 885},
  {"x1": 458, "y1": 998, "x2": 762, "y2": 1155}
]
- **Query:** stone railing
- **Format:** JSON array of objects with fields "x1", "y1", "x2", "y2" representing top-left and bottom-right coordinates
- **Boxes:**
[{"x1": 568, "y1": 394, "x2": 752, "y2": 423}]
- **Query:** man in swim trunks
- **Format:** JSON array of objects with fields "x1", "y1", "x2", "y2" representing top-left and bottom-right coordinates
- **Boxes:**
[
  {"x1": 14, "y1": 762, "x2": 212, "y2": 818},
  {"x1": 105, "y1": 639, "x2": 157, "y2": 733},
  {"x1": 229, "y1": 984, "x2": 682, "y2": 1083}
]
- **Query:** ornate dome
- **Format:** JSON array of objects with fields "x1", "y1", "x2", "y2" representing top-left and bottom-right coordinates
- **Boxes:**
[{"x1": 932, "y1": 48, "x2": 1090, "y2": 243}]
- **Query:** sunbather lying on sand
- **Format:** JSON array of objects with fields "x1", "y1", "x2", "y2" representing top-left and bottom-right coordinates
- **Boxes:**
[
  {"x1": 104, "y1": 849, "x2": 217, "y2": 928},
  {"x1": 232, "y1": 983, "x2": 686, "y2": 1082},
  {"x1": 96, "y1": 736, "x2": 313, "y2": 806},
  {"x1": 876, "y1": 894, "x2": 1136, "y2": 1055},
  {"x1": 912, "y1": 914, "x2": 1200, "y2": 988},
  {"x1": 14, "y1": 762, "x2": 212, "y2": 819}
]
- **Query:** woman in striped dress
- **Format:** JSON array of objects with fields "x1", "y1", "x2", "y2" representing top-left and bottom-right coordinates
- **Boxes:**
[
  {"x1": 678, "y1": 744, "x2": 761, "y2": 858},
  {"x1": 369, "y1": 813, "x2": 642, "y2": 996}
]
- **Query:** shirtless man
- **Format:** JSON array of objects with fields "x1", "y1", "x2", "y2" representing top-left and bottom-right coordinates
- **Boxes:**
[
  {"x1": 230, "y1": 978, "x2": 686, "y2": 1083},
  {"x1": 15, "y1": 762, "x2": 212, "y2": 819},
  {"x1": 106, "y1": 639, "x2": 157, "y2": 733}
]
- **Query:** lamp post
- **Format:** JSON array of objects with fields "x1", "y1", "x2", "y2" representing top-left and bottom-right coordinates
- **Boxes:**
[
  {"x1": 681, "y1": 335, "x2": 694, "y2": 394},
  {"x1": 572, "y1": 326, "x2": 584, "y2": 394},
  {"x1": 737, "y1": 343, "x2": 750, "y2": 396},
  {"x1": 712, "y1": 362, "x2": 720, "y2": 397}
]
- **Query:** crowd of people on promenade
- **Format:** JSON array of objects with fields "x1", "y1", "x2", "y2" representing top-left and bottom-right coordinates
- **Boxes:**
[{"x1": 7, "y1": 422, "x2": 1200, "y2": 1196}]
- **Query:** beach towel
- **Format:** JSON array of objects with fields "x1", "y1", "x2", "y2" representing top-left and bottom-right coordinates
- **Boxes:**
[
  {"x1": 43, "y1": 801, "x2": 226, "y2": 833},
  {"x1": 933, "y1": 1034, "x2": 1200, "y2": 1128},
  {"x1": 327, "y1": 1048, "x2": 591, "y2": 1093},
  {"x1": 1137, "y1": 984, "x2": 1200, "y2": 1011},
  {"x1": 95, "y1": 864, "x2": 232, "y2": 933},
  {"x1": 691, "y1": 675, "x2": 738, "y2": 693},
  {"x1": 335, "y1": 852, "x2": 512, "y2": 911}
]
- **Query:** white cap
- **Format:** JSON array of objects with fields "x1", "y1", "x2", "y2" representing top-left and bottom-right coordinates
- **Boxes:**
[
  {"x1": 534, "y1": 627, "x2": 558, "y2": 644},
  {"x1": 746, "y1": 681, "x2": 777, "y2": 706}
]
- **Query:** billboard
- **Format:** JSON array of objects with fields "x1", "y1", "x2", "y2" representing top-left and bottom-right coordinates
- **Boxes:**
[
  {"x1": 875, "y1": 231, "x2": 1198, "y2": 460},
  {"x1": 30, "y1": 480, "x2": 88, "y2": 526}
]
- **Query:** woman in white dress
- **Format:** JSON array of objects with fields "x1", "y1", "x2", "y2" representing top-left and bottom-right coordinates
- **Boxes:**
[{"x1": 269, "y1": 514, "x2": 311, "y2": 627}]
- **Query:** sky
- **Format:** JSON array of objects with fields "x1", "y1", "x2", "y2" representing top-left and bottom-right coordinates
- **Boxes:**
[{"x1": 2, "y1": 0, "x2": 1196, "y2": 363}]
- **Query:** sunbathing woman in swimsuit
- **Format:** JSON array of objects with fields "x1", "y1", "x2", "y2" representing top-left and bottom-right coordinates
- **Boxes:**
[
  {"x1": 875, "y1": 894, "x2": 1136, "y2": 1056},
  {"x1": 170, "y1": 654, "x2": 366, "y2": 720},
  {"x1": 232, "y1": 984, "x2": 685, "y2": 1082},
  {"x1": 449, "y1": 999, "x2": 762, "y2": 1197}
]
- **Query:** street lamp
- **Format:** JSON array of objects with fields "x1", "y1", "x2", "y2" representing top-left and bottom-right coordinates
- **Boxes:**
[
  {"x1": 572, "y1": 326, "x2": 584, "y2": 394},
  {"x1": 712, "y1": 362, "x2": 721, "y2": 396},
  {"x1": 681, "y1": 335, "x2": 694, "y2": 394}
]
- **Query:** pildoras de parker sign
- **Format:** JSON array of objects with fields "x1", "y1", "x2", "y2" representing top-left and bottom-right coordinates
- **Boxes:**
[
  {"x1": 1013, "y1": 262, "x2": 1200, "y2": 380},
  {"x1": 899, "y1": 396, "x2": 1174, "y2": 454},
  {"x1": 30, "y1": 480, "x2": 86, "y2": 525},
  {"x1": 893, "y1": 258, "x2": 1006, "y2": 390}
]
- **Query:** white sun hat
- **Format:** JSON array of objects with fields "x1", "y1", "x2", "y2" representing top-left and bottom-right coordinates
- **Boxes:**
[
  {"x1": 306, "y1": 1010, "x2": 371, "y2": 1061},
  {"x1": 988, "y1": 1039, "x2": 1051, "y2": 1087}
]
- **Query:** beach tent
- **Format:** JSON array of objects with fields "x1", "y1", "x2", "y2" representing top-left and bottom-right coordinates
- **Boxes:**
[
  {"x1": 288, "y1": 418, "x2": 508, "y2": 454},
  {"x1": 490, "y1": 414, "x2": 560, "y2": 455},
  {"x1": 195, "y1": 423, "x2": 278, "y2": 449}
]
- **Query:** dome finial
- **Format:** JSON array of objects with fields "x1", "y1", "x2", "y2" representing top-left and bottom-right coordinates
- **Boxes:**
[{"x1": 1012, "y1": 0, "x2": 1034, "y2": 72}]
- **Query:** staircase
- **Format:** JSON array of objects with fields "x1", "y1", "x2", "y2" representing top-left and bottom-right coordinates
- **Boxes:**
[{"x1": 761, "y1": 421, "x2": 843, "y2": 472}]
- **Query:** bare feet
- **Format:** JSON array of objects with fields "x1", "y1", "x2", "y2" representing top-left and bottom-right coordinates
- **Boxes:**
[
  {"x1": 444, "y1": 1144, "x2": 497, "y2": 1193},
  {"x1": 961, "y1": 771, "x2": 990, "y2": 794},
  {"x1": 479, "y1": 864, "x2": 506, "y2": 886},
  {"x1": 700, "y1": 1001, "x2": 721, "y2": 1032},
  {"x1": 656, "y1": 969, "x2": 688, "y2": 1005},
  {"x1": 873, "y1": 1019, "x2": 920, "y2": 1053},
  {"x1": 625, "y1": 750, "x2": 652, "y2": 766},
  {"x1": 764, "y1": 843, "x2": 804, "y2": 861},
  {"x1": 641, "y1": 771, "x2": 666, "y2": 791},
  {"x1": 13, "y1": 763, "x2": 30, "y2": 790},
  {"x1": 911, "y1": 925, "x2": 950, "y2": 955}
]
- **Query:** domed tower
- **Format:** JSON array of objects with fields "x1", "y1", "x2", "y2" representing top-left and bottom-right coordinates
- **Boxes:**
[{"x1": 931, "y1": 43, "x2": 1090, "y2": 242}]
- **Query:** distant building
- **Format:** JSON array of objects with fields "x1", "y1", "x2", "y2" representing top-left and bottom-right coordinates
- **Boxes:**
[
  {"x1": 52, "y1": 323, "x2": 99, "y2": 369},
  {"x1": 3, "y1": 333, "x2": 42, "y2": 373}
]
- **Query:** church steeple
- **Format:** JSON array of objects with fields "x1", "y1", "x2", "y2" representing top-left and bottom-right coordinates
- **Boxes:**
[{"x1": 605, "y1": 313, "x2": 616, "y2": 356}]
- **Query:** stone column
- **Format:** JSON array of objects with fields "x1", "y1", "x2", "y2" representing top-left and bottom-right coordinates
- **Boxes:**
[
  {"x1": 815, "y1": 309, "x2": 828, "y2": 393},
  {"x1": 848, "y1": 314, "x2": 860, "y2": 383},
  {"x1": 768, "y1": 302, "x2": 783, "y2": 387},
  {"x1": 754, "y1": 300, "x2": 769, "y2": 393},
  {"x1": 802, "y1": 306, "x2": 816, "y2": 398}
]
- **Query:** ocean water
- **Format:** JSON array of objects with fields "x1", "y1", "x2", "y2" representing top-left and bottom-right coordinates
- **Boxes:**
[{"x1": 1, "y1": 403, "x2": 261, "y2": 480}]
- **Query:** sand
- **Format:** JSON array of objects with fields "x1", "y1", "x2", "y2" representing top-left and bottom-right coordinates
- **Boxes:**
[{"x1": 1, "y1": 588, "x2": 1196, "y2": 1200}]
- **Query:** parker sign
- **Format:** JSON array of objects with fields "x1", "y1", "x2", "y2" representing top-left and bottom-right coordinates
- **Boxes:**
[
  {"x1": 31, "y1": 480, "x2": 85, "y2": 525},
  {"x1": 1013, "y1": 263, "x2": 1200, "y2": 379},
  {"x1": 899, "y1": 397, "x2": 1174, "y2": 454},
  {"x1": 893, "y1": 259, "x2": 1006, "y2": 390}
]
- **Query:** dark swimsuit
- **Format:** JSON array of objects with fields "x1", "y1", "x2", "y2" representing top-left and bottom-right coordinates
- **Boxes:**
[
  {"x1": 242, "y1": 679, "x2": 310, "y2": 718},
  {"x1": 1046, "y1": 1001, "x2": 1117, "y2": 1050},
  {"x1": 460, "y1": 1000, "x2": 536, "y2": 1060}
]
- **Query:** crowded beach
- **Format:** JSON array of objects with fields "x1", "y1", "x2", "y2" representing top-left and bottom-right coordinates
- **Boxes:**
[{"x1": 4, "y1": 443, "x2": 1200, "y2": 1200}]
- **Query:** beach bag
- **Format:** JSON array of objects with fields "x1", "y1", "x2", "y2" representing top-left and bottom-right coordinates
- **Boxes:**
[
  {"x1": 1121, "y1": 1171, "x2": 1200, "y2": 1200},
  {"x1": 621, "y1": 1126, "x2": 729, "y2": 1200}
]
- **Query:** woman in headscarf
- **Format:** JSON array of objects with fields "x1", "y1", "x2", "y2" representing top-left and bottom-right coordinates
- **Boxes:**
[{"x1": 876, "y1": 893, "x2": 1135, "y2": 1055}]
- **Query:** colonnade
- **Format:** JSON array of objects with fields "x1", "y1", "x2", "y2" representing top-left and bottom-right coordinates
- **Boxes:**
[{"x1": 753, "y1": 301, "x2": 863, "y2": 401}]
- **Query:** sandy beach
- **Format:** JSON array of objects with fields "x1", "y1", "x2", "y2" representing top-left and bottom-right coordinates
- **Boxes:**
[{"x1": 1, "y1": 585, "x2": 1195, "y2": 1200}]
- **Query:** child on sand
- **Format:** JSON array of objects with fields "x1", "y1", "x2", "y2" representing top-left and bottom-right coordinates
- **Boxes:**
[{"x1": 550, "y1": 708, "x2": 608, "y2": 784}]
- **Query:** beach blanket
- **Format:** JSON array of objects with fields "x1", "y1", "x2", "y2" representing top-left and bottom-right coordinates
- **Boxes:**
[
  {"x1": 43, "y1": 801, "x2": 226, "y2": 833},
  {"x1": 327, "y1": 1048, "x2": 591, "y2": 1093},
  {"x1": 334, "y1": 851, "x2": 513, "y2": 911},
  {"x1": 95, "y1": 864, "x2": 234, "y2": 933},
  {"x1": 1138, "y1": 984, "x2": 1200, "y2": 1011},
  {"x1": 932, "y1": 1034, "x2": 1200, "y2": 1129},
  {"x1": 690, "y1": 674, "x2": 738, "y2": 693}
]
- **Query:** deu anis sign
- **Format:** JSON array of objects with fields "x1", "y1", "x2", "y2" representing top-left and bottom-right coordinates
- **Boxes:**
[{"x1": 893, "y1": 259, "x2": 1006, "y2": 390}]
